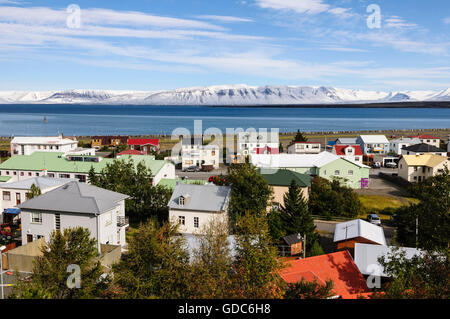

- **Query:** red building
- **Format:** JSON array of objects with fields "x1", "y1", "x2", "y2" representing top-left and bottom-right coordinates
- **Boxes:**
[{"x1": 127, "y1": 138, "x2": 160, "y2": 154}]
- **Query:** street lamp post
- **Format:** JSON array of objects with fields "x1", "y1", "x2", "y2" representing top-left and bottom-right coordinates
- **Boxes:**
[{"x1": 0, "y1": 245, "x2": 6, "y2": 300}]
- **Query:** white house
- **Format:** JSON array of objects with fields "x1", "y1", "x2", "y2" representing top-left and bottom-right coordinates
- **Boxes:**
[
  {"x1": 168, "y1": 184, "x2": 231, "y2": 235},
  {"x1": 181, "y1": 136, "x2": 219, "y2": 170},
  {"x1": 18, "y1": 181, "x2": 129, "y2": 251},
  {"x1": 331, "y1": 144, "x2": 363, "y2": 163},
  {"x1": 288, "y1": 142, "x2": 321, "y2": 154},
  {"x1": 389, "y1": 137, "x2": 421, "y2": 155},
  {"x1": 10, "y1": 135, "x2": 78, "y2": 156},
  {"x1": 0, "y1": 176, "x2": 74, "y2": 223},
  {"x1": 237, "y1": 131, "x2": 279, "y2": 158},
  {"x1": 398, "y1": 154, "x2": 449, "y2": 183},
  {"x1": 400, "y1": 143, "x2": 447, "y2": 157},
  {"x1": 409, "y1": 135, "x2": 440, "y2": 148},
  {"x1": 356, "y1": 135, "x2": 390, "y2": 154}
]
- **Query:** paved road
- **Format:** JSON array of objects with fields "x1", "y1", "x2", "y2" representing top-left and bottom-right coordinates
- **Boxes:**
[
  {"x1": 175, "y1": 168, "x2": 228, "y2": 180},
  {"x1": 0, "y1": 270, "x2": 28, "y2": 298}
]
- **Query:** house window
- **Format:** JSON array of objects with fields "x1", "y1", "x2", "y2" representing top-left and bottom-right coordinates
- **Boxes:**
[
  {"x1": 20, "y1": 172, "x2": 24, "y2": 176},
  {"x1": 414, "y1": 167, "x2": 418, "y2": 171},
  {"x1": 2, "y1": 191, "x2": 11, "y2": 201},
  {"x1": 28, "y1": 172, "x2": 32, "y2": 176},
  {"x1": 55, "y1": 213, "x2": 61, "y2": 230},
  {"x1": 31, "y1": 212, "x2": 42, "y2": 224},
  {"x1": 178, "y1": 216, "x2": 185, "y2": 225},
  {"x1": 59, "y1": 173, "x2": 70, "y2": 178},
  {"x1": 323, "y1": 170, "x2": 327, "y2": 175},
  {"x1": 36, "y1": 172, "x2": 40, "y2": 176},
  {"x1": 334, "y1": 170, "x2": 340, "y2": 176},
  {"x1": 348, "y1": 170, "x2": 354, "y2": 176},
  {"x1": 194, "y1": 217, "x2": 199, "y2": 228},
  {"x1": 48, "y1": 173, "x2": 55, "y2": 178},
  {"x1": 179, "y1": 196, "x2": 185, "y2": 206}
]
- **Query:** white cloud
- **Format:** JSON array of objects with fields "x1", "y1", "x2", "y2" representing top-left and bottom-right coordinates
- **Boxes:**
[
  {"x1": 385, "y1": 16, "x2": 418, "y2": 29},
  {"x1": 444, "y1": 17, "x2": 450, "y2": 24},
  {"x1": 255, "y1": 0, "x2": 329, "y2": 15},
  {"x1": 195, "y1": 15, "x2": 254, "y2": 23}
]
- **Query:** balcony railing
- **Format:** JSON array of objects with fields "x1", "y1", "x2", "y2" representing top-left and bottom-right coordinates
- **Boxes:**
[{"x1": 117, "y1": 216, "x2": 129, "y2": 227}]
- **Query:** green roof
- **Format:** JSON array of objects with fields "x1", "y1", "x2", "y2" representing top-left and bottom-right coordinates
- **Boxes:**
[
  {"x1": 0, "y1": 176, "x2": 12, "y2": 182},
  {"x1": 259, "y1": 169, "x2": 312, "y2": 187},
  {"x1": 159, "y1": 178, "x2": 207, "y2": 190},
  {"x1": 0, "y1": 152, "x2": 167, "y2": 176}
]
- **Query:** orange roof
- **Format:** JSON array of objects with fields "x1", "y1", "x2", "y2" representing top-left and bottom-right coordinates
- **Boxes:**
[{"x1": 279, "y1": 251, "x2": 371, "y2": 299}]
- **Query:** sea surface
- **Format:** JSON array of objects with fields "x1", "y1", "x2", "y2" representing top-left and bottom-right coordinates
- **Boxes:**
[{"x1": 0, "y1": 105, "x2": 449, "y2": 136}]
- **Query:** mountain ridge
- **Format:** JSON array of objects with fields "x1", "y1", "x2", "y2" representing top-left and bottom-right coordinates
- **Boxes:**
[{"x1": 0, "y1": 85, "x2": 449, "y2": 105}]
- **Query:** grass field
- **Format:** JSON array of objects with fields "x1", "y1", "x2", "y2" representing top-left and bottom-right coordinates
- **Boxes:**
[{"x1": 358, "y1": 195, "x2": 419, "y2": 220}]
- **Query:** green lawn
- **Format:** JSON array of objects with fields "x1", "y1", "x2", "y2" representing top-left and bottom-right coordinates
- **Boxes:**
[{"x1": 358, "y1": 195, "x2": 419, "y2": 220}]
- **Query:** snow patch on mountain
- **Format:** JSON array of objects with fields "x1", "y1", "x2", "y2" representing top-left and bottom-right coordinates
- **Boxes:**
[{"x1": 0, "y1": 85, "x2": 448, "y2": 105}]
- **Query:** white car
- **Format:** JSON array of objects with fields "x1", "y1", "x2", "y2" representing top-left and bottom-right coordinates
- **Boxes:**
[
  {"x1": 367, "y1": 214, "x2": 381, "y2": 226},
  {"x1": 385, "y1": 162, "x2": 397, "y2": 168}
]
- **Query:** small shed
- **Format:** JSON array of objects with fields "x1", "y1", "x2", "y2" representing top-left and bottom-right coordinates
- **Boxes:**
[{"x1": 283, "y1": 234, "x2": 303, "y2": 256}]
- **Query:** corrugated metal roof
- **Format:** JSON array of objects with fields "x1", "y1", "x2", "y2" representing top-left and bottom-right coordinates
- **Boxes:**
[
  {"x1": 333, "y1": 219, "x2": 386, "y2": 245},
  {"x1": 358, "y1": 135, "x2": 389, "y2": 144},
  {"x1": 0, "y1": 176, "x2": 75, "y2": 190},
  {"x1": 168, "y1": 184, "x2": 231, "y2": 212},
  {"x1": 18, "y1": 181, "x2": 129, "y2": 214},
  {"x1": 259, "y1": 169, "x2": 312, "y2": 187}
]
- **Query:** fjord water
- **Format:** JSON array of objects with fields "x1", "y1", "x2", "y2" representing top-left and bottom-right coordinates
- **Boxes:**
[{"x1": 0, "y1": 105, "x2": 449, "y2": 136}]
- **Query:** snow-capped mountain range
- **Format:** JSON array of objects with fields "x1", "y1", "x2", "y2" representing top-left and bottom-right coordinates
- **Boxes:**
[{"x1": 0, "y1": 85, "x2": 449, "y2": 105}]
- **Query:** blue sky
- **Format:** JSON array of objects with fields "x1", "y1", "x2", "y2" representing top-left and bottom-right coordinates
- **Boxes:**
[{"x1": 0, "y1": 0, "x2": 449, "y2": 91}]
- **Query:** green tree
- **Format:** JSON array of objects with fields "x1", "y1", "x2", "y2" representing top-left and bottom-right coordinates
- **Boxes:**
[
  {"x1": 373, "y1": 248, "x2": 450, "y2": 299},
  {"x1": 28, "y1": 183, "x2": 42, "y2": 199},
  {"x1": 267, "y1": 209, "x2": 286, "y2": 244},
  {"x1": 309, "y1": 176, "x2": 361, "y2": 219},
  {"x1": 293, "y1": 130, "x2": 308, "y2": 143},
  {"x1": 11, "y1": 227, "x2": 105, "y2": 299},
  {"x1": 227, "y1": 163, "x2": 273, "y2": 219},
  {"x1": 90, "y1": 158, "x2": 171, "y2": 223},
  {"x1": 279, "y1": 180, "x2": 317, "y2": 252},
  {"x1": 229, "y1": 213, "x2": 286, "y2": 299},
  {"x1": 112, "y1": 220, "x2": 191, "y2": 299},
  {"x1": 307, "y1": 240, "x2": 325, "y2": 257},
  {"x1": 188, "y1": 219, "x2": 233, "y2": 298},
  {"x1": 284, "y1": 279, "x2": 334, "y2": 299},
  {"x1": 394, "y1": 167, "x2": 450, "y2": 251}
]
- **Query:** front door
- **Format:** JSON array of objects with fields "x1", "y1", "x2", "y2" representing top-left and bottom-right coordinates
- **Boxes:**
[
  {"x1": 27, "y1": 234, "x2": 33, "y2": 243},
  {"x1": 16, "y1": 193, "x2": 21, "y2": 205}
]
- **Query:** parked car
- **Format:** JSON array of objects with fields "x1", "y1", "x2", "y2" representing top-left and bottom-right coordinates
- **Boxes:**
[
  {"x1": 182, "y1": 165, "x2": 200, "y2": 172},
  {"x1": 367, "y1": 214, "x2": 381, "y2": 226},
  {"x1": 385, "y1": 162, "x2": 397, "y2": 168},
  {"x1": 201, "y1": 165, "x2": 214, "y2": 172}
]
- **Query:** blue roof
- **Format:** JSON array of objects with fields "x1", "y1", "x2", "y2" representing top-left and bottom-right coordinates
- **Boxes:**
[{"x1": 4, "y1": 208, "x2": 21, "y2": 214}]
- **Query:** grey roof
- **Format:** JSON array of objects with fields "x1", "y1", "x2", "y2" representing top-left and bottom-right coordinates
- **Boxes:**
[
  {"x1": 335, "y1": 137, "x2": 358, "y2": 144},
  {"x1": 0, "y1": 176, "x2": 76, "y2": 190},
  {"x1": 283, "y1": 234, "x2": 303, "y2": 245},
  {"x1": 401, "y1": 143, "x2": 446, "y2": 153},
  {"x1": 18, "y1": 181, "x2": 129, "y2": 214},
  {"x1": 168, "y1": 184, "x2": 231, "y2": 212}
]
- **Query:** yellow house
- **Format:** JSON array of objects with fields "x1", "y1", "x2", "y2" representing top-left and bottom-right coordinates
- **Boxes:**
[
  {"x1": 398, "y1": 154, "x2": 449, "y2": 183},
  {"x1": 259, "y1": 169, "x2": 312, "y2": 211}
]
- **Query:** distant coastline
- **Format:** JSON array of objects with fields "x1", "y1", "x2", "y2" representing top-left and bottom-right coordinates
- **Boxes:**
[{"x1": 0, "y1": 101, "x2": 449, "y2": 108}]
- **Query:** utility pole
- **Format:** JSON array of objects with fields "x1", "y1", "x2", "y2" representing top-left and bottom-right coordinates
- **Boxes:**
[
  {"x1": 416, "y1": 216, "x2": 419, "y2": 248},
  {"x1": 303, "y1": 233, "x2": 306, "y2": 259}
]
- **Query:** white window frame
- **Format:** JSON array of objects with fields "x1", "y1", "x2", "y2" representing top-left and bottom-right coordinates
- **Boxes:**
[{"x1": 31, "y1": 212, "x2": 42, "y2": 224}]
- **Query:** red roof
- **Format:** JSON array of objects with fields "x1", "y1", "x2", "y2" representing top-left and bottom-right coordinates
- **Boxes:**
[
  {"x1": 279, "y1": 251, "x2": 371, "y2": 299},
  {"x1": 254, "y1": 146, "x2": 279, "y2": 154},
  {"x1": 333, "y1": 144, "x2": 363, "y2": 156},
  {"x1": 409, "y1": 135, "x2": 439, "y2": 140},
  {"x1": 118, "y1": 150, "x2": 145, "y2": 156},
  {"x1": 127, "y1": 138, "x2": 159, "y2": 146}
]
